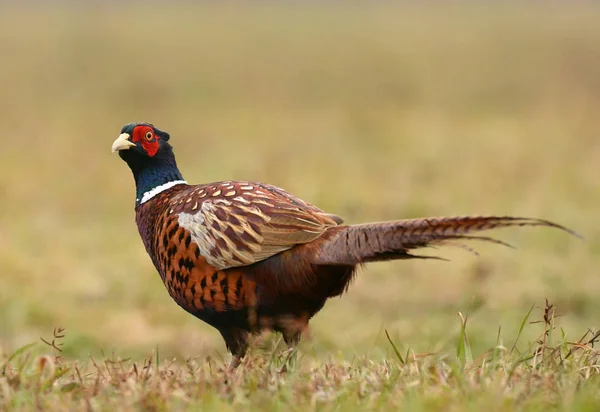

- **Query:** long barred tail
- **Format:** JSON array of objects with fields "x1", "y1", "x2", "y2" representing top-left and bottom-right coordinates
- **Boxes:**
[{"x1": 313, "y1": 216, "x2": 581, "y2": 265}]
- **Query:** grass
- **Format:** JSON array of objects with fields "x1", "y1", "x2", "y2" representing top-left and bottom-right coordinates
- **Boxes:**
[
  {"x1": 0, "y1": 2, "x2": 599, "y2": 409},
  {"x1": 2, "y1": 302, "x2": 600, "y2": 410}
]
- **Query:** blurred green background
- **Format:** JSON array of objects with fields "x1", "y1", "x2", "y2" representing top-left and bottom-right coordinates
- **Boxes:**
[{"x1": 0, "y1": 3, "x2": 598, "y2": 361}]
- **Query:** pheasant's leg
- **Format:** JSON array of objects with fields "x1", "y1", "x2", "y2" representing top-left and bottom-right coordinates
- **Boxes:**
[
  {"x1": 219, "y1": 328, "x2": 249, "y2": 369},
  {"x1": 280, "y1": 312, "x2": 309, "y2": 348},
  {"x1": 282, "y1": 330, "x2": 302, "y2": 347},
  {"x1": 278, "y1": 314, "x2": 310, "y2": 372},
  {"x1": 274, "y1": 331, "x2": 301, "y2": 373},
  {"x1": 229, "y1": 355, "x2": 242, "y2": 369}
]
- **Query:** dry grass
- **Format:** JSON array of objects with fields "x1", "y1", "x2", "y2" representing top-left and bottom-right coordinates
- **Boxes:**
[
  {"x1": 0, "y1": 2, "x2": 599, "y2": 409},
  {"x1": 2, "y1": 302, "x2": 600, "y2": 410}
]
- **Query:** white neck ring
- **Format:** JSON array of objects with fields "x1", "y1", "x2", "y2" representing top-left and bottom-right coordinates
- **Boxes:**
[{"x1": 138, "y1": 180, "x2": 187, "y2": 204}]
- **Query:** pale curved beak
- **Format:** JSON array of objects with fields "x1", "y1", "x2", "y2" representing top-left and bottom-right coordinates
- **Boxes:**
[{"x1": 111, "y1": 133, "x2": 136, "y2": 153}]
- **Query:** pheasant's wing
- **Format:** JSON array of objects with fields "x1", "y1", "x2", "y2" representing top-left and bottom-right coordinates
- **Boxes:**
[{"x1": 172, "y1": 181, "x2": 342, "y2": 269}]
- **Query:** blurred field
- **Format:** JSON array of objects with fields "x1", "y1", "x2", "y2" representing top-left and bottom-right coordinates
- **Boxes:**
[{"x1": 0, "y1": 0, "x2": 599, "y2": 392}]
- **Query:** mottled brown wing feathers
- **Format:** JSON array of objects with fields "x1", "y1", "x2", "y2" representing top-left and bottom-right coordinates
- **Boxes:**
[
  {"x1": 171, "y1": 181, "x2": 341, "y2": 269},
  {"x1": 314, "y1": 216, "x2": 580, "y2": 265}
]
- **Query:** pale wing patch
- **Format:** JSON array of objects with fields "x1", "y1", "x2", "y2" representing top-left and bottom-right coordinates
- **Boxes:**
[{"x1": 177, "y1": 196, "x2": 338, "y2": 270}]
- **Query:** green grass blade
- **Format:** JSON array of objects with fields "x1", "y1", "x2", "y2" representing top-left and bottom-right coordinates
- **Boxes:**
[
  {"x1": 510, "y1": 304, "x2": 535, "y2": 355},
  {"x1": 457, "y1": 312, "x2": 473, "y2": 365},
  {"x1": 384, "y1": 329, "x2": 405, "y2": 365},
  {"x1": 1, "y1": 342, "x2": 38, "y2": 375}
]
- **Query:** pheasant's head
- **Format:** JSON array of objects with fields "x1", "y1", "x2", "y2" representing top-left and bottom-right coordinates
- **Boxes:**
[
  {"x1": 112, "y1": 122, "x2": 184, "y2": 203},
  {"x1": 112, "y1": 122, "x2": 173, "y2": 161}
]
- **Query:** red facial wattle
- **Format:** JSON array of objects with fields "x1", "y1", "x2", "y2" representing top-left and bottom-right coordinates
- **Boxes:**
[{"x1": 131, "y1": 125, "x2": 159, "y2": 157}]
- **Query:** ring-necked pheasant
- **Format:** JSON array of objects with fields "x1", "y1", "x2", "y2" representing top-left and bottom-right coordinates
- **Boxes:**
[{"x1": 112, "y1": 122, "x2": 578, "y2": 367}]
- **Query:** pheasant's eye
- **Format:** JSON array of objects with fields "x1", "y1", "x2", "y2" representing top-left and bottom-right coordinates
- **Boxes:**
[{"x1": 145, "y1": 131, "x2": 153, "y2": 141}]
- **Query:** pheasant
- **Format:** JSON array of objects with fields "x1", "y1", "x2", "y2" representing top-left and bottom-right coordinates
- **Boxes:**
[{"x1": 112, "y1": 122, "x2": 578, "y2": 367}]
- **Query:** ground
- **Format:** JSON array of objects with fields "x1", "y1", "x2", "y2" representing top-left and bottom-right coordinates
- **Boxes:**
[{"x1": 0, "y1": 3, "x2": 599, "y2": 410}]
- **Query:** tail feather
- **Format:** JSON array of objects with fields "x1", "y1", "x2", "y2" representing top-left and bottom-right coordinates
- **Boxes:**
[{"x1": 313, "y1": 216, "x2": 580, "y2": 265}]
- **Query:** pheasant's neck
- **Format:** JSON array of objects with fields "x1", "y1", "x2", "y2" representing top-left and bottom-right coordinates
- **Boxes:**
[{"x1": 132, "y1": 158, "x2": 186, "y2": 204}]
